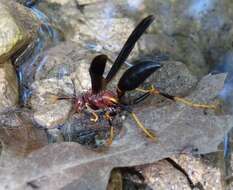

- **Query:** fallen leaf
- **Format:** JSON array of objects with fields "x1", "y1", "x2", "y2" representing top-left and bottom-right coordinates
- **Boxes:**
[
  {"x1": 0, "y1": 109, "x2": 48, "y2": 157},
  {"x1": 0, "y1": 74, "x2": 232, "y2": 190}
]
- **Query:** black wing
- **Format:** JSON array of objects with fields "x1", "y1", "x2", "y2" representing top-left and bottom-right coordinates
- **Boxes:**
[
  {"x1": 89, "y1": 54, "x2": 107, "y2": 94},
  {"x1": 117, "y1": 60, "x2": 160, "y2": 97},
  {"x1": 105, "y1": 15, "x2": 155, "y2": 83}
]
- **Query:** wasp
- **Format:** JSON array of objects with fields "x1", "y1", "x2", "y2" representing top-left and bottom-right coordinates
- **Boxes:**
[{"x1": 55, "y1": 15, "x2": 217, "y2": 147}]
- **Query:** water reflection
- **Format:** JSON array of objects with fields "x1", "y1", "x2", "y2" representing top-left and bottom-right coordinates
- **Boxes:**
[{"x1": 15, "y1": 5, "x2": 63, "y2": 105}]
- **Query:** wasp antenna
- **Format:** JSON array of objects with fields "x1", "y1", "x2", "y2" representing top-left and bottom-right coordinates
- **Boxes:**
[{"x1": 105, "y1": 15, "x2": 155, "y2": 83}]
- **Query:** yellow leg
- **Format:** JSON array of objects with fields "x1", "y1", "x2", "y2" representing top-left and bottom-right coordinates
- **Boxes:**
[
  {"x1": 85, "y1": 103, "x2": 99, "y2": 122},
  {"x1": 174, "y1": 97, "x2": 217, "y2": 109},
  {"x1": 103, "y1": 112, "x2": 114, "y2": 145},
  {"x1": 131, "y1": 112, "x2": 156, "y2": 140},
  {"x1": 90, "y1": 112, "x2": 99, "y2": 122},
  {"x1": 107, "y1": 126, "x2": 114, "y2": 145},
  {"x1": 136, "y1": 85, "x2": 158, "y2": 94},
  {"x1": 136, "y1": 85, "x2": 217, "y2": 110},
  {"x1": 104, "y1": 112, "x2": 112, "y2": 121}
]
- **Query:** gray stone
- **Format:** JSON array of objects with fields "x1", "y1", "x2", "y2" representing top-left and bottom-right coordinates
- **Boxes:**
[
  {"x1": 0, "y1": 0, "x2": 40, "y2": 63},
  {"x1": 172, "y1": 154, "x2": 223, "y2": 190},
  {"x1": 37, "y1": 1, "x2": 139, "y2": 60},
  {"x1": 139, "y1": 34, "x2": 208, "y2": 78},
  {"x1": 73, "y1": 17, "x2": 138, "y2": 56},
  {"x1": 139, "y1": 160, "x2": 191, "y2": 190},
  {"x1": 150, "y1": 61, "x2": 198, "y2": 96},
  {"x1": 34, "y1": 42, "x2": 93, "y2": 91},
  {"x1": 0, "y1": 61, "x2": 19, "y2": 112},
  {"x1": 30, "y1": 77, "x2": 73, "y2": 128}
]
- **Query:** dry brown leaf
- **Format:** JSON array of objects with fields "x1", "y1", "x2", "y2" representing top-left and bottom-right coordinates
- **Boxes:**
[{"x1": 0, "y1": 74, "x2": 232, "y2": 190}]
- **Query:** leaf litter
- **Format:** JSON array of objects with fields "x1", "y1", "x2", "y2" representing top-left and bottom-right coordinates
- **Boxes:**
[{"x1": 0, "y1": 73, "x2": 232, "y2": 190}]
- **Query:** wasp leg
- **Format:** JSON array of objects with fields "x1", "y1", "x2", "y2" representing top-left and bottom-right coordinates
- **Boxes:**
[
  {"x1": 103, "y1": 112, "x2": 115, "y2": 145},
  {"x1": 136, "y1": 85, "x2": 217, "y2": 110},
  {"x1": 85, "y1": 103, "x2": 99, "y2": 122},
  {"x1": 117, "y1": 103, "x2": 156, "y2": 140},
  {"x1": 90, "y1": 112, "x2": 99, "y2": 122},
  {"x1": 104, "y1": 111, "x2": 113, "y2": 121},
  {"x1": 131, "y1": 112, "x2": 156, "y2": 140},
  {"x1": 108, "y1": 125, "x2": 114, "y2": 145},
  {"x1": 117, "y1": 60, "x2": 161, "y2": 98}
]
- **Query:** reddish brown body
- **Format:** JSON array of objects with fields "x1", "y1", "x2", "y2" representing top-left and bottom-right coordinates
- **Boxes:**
[{"x1": 74, "y1": 90, "x2": 118, "y2": 112}]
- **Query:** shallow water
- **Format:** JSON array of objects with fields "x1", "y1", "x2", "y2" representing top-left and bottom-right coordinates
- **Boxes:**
[{"x1": 14, "y1": 4, "x2": 63, "y2": 105}]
